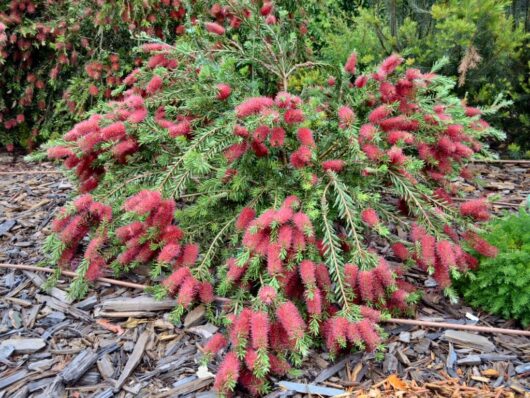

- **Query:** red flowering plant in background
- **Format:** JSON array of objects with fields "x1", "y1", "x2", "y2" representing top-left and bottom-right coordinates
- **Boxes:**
[
  {"x1": 41, "y1": 0, "x2": 504, "y2": 395},
  {"x1": 0, "y1": 0, "x2": 196, "y2": 150}
]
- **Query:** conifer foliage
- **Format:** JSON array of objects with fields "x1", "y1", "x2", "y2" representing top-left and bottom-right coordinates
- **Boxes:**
[{"x1": 44, "y1": 1, "x2": 502, "y2": 394}]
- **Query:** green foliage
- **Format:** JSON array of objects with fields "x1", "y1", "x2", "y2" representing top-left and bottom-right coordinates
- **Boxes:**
[
  {"x1": 458, "y1": 210, "x2": 530, "y2": 326},
  {"x1": 317, "y1": 0, "x2": 529, "y2": 149}
]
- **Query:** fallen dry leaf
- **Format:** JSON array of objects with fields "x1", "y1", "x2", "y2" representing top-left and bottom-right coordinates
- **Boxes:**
[
  {"x1": 96, "y1": 319, "x2": 124, "y2": 335},
  {"x1": 387, "y1": 374, "x2": 408, "y2": 390}
]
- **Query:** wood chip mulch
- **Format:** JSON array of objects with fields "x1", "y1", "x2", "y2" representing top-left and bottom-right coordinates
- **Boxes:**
[{"x1": 1, "y1": 153, "x2": 529, "y2": 397}]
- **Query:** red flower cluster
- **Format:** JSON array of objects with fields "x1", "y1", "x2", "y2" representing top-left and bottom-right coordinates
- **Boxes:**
[{"x1": 51, "y1": 194, "x2": 112, "y2": 274}]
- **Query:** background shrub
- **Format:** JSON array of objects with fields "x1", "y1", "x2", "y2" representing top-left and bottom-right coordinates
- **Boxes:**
[
  {"x1": 318, "y1": 0, "x2": 529, "y2": 150},
  {"x1": 458, "y1": 210, "x2": 530, "y2": 326}
]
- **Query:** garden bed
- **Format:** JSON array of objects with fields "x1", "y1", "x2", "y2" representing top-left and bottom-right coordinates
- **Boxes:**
[{"x1": 0, "y1": 155, "x2": 529, "y2": 397}]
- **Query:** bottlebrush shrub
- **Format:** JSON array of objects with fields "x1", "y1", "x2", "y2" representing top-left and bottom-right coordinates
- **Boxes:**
[
  {"x1": 457, "y1": 210, "x2": 530, "y2": 327},
  {"x1": 41, "y1": 1, "x2": 503, "y2": 395}
]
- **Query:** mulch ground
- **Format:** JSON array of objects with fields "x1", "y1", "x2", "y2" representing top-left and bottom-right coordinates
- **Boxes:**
[{"x1": 0, "y1": 152, "x2": 529, "y2": 398}]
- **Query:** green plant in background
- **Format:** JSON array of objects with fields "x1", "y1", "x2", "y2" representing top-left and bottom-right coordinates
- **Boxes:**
[
  {"x1": 458, "y1": 210, "x2": 530, "y2": 326},
  {"x1": 317, "y1": 0, "x2": 529, "y2": 150}
]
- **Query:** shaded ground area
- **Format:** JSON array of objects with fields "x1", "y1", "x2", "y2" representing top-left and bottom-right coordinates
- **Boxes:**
[{"x1": 1, "y1": 154, "x2": 529, "y2": 397}]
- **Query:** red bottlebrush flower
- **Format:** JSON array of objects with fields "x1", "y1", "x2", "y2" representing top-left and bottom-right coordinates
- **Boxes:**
[
  {"x1": 410, "y1": 223, "x2": 426, "y2": 242},
  {"x1": 124, "y1": 190, "x2": 162, "y2": 214},
  {"x1": 128, "y1": 108, "x2": 147, "y2": 124},
  {"x1": 387, "y1": 145, "x2": 406, "y2": 165},
  {"x1": 274, "y1": 91, "x2": 301, "y2": 109},
  {"x1": 258, "y1": 285, "x2": 277, "y2": 305},
  {"x1": 362, "y1": 143, "x2": 382, "y2": 161},
  {"x1": 454, "y1": 142, "x2": 474, "y2": 158},
  {"x1": 344, "y1": 263, "x2": 359, "y2": 289},
  {"x1": 299, "y1": 260, "x2": 316, "y2": 286},
  {"x1": 88, "y1": 84, "x2": 99, "y2": 96},
  {"x1": 48, "y1": 146, "x2": 74, "y2": 159},
  {"x1": 380, "y1": 54, "x2": 403, "y2": 75},
  {"x1": 347, "y1": 322, "x2": 362, "y2": 344},
  {"x1": 146, "y1": 75, "x2": 163, "y2": 95},
  {"x1": 269, "y1": 354, "x2": 291, "y2": 376},
  {"x1": 292, "y1": 212, "x2": 313, "y2": 236},
  {"x1": 226, "y1": 257, "x2": 247, "y2": 282},
  {"x1": 243, "y1": 227, "x2": 268, "y2": 251},
  {"x1": 101, "y1": 122, "x2": 126, "y2": 141},
  {"x1": 214, "y1": 352, "x2": 240, "y2": 392},
  {"x1": 236, "y1": 207, "x2": 256, "y2": 231},
  {"x1": 160, "y1": 225, "x2": 184, "y2": 244},
  {"x1": 357, "y1": 319, "x2": 380, "y2": 351},
  {"x1": 73, "y1": 194, "x2": 93, "y2": 212},
  {"x1": 315, "y1": 263, "x2": 332, "y2": 292},
  {"x1": 459, "y1": 199, "x2": 490, "y2": 221},
  {"x1": 359, "y1": 124, "x2": 377, "y2": 142},
  {"x1": 305, "y1": 287, "x2": 322, "y2": 315},
  {"x1": 163, "y1": 267, "x2": 191, "y2": 295},
  {"x1": 255, "y1": 209, "x2": 276, "y2": 229},
  {"x1": 437, "y1": 136, "x2": 456, "y2": 154},
  {"x1": 327, "y1": 76, "x2": 336, "y2": 86},
  {"x1": 181, "y1": 243, "x2": 199, "y2": 266},
  {"x1": 361, "y1": 208, "x2": 379, "y2": 226},
  {"x1": 157, "y1": 243, "x2": 181, "y2": 263},
  {"x1": 374, "y1": 258, "x2": 394, "y2": 287},
  {"x1": 253, "y1": 125, "x2": 270, "y2": 142},
  {"x1": 51, "y1": 215, "x2": 71, "y2": 233},
  {"x1": 265, "y1": 14, "x2": 277, "y2": 24},
  {"x1": 230, "y1": 308, "x2": 252, "y2": 345},
  {"x1": 168, "y1": 120, "x2": 191, "y2": 137},
  {"x1": 267, "y1": 242, "x2": 283, "y2": 275},
  {"x1": 360, "y1": 306, "x2": 381, "y2": 323},
  {"x1": 224, "y1": 142, "x2": 248, "y2": 163},
  {"x1": 205, "y1": 22, "x2": 225, "y2": 35},
  {"x1": 405, "y1": 68, "x2": 422, "y2": 80},
  {"x1": 251, "y1": 311, "x2": 270, "y2": 350},
  {"x1": 177, "y1": 276, "x2": 198, "y2": 307},
  {"x1": 289, "y1": 145, "x2": 312, "y2": 168},
  {"x1": 260, "y1": 2, "x2": 274, "y2": 15},
  {"x1": 420, "y1": 234, "x2": 436, "y2": 267},
  {"x1": 358, "y1": 271, "x2": 375, "y2": 302},
  {"x1": 204, "y1": 333, "x2": 227, "y2": 356},
  {"x1": 86, "y1": 258, "x2": 105, "y2": 281},
  {"x1": 387, "y1": 130, "x2": 413, "y2": 145},
  {"x1": 297, "y1": 127, "x2": 315, "y2": 147},
  {"x1": 270, "y1": 127, "x2": 286, "y2": 147},
  {"x1": 276, "y1": 301, "x2": 306, "y2": 340},
  {"x1": 235, "y1": 97, "x2": 274, "y2": 118},
  {"x1": 198, "y1": 281, "x2": 214, "y2": 304},
  {"x1": 379, "y1": 81, "x2": 397, "y2": 102},
  {"x1": 277, "y1": 224, "x2": 293, "y2": 250},
  {"x1": 465, "y1": 106, "x2": 481, "y2": 117},
  {"x1": 284, "y1": 109, "x2": 305, "y2": 124},
  {"x1": 273, "y1": 206, "x2": 293, "y2": 224},
  {"x1": 60, "y1": 215, "x2": 85, "y2": 244},
  {"x1": 251, "y1": 140, "x2": 269, "y2": 157},
  {"x1": 217, "y1": 83, "x2": 231, "y2": 100},
  {"x1": 436, "y1": 240, "x2": 456, "y2": 268},
  {"x1": 433, "y1": 258, "x2": 451, "y2": 288},
  {"x1": 354, "y1": 75, "x2": 369, "y2": 88},
  {"x1": 233, "y1": 124, "x2": 249, "y2": 138},
  {"x1": 116, "y1": 221, "x2": 145, "y2": 242},
  {"x1": 112, "y1": 139, "x2": 139, "y2": 163},
  {"x1": 389, "y1": 289, "x2": 409, "y2": 311},
  {"x1": 321, "y1": 159, "x2": 345, "y2": 172},
  {"x1": 391, "y1": 242, "x2": 409, "y2": 261},
  {"x1": 344, "y1": 52, "x2": 357, "y2": 74},
  {"x1": 244, "y1": 349, "x2": 258, "y2": 370},
  {"x1": 464, "y1": 231, "x2": 498, "y2": 258},
  {"x1": 85, "y1": 236, "x2": 105, "y2": 261},
  {"x1": 326, "y1": 317, "x2": 349, "y2": 352},
  {"x1": 443, "y1": 225, "x2": 459, "y2": 242},
  {"x1": 338, "y1": 106, "x2": 355, "y2": 128},
  {"x1": 434, "y1": 188, "x2": 453, "y2": 205}
]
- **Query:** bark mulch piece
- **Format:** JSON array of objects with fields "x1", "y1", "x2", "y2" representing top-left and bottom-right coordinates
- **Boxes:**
[{"x1": 1, "y1": 155, "x2": 529, "y2": 397}]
